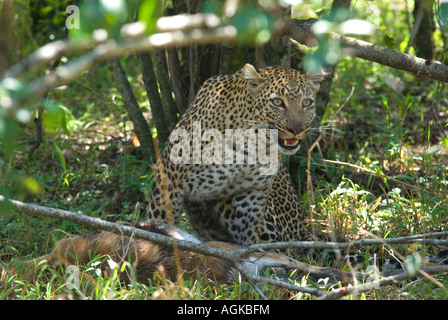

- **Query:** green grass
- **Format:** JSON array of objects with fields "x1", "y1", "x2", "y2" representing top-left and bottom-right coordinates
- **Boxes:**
[
  {"x1": 2, "y1": 0, "x2": 448, "y2": 299},
  {"x1": 1, "y1": 254, "x2": 306, "y2": 300}
]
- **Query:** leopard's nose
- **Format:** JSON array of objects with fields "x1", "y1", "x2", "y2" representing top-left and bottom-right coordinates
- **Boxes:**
[
  {"x1": 286, "y1": 112, "x2": 308, "y2": 134},
  {"x1": 287, "y1": 124, "x2": 308, "y2": 135}
]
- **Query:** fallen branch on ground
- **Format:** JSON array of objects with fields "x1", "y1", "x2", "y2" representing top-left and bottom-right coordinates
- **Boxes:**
[
  {"x1": 318, "y1": 265, "x2": 448, "y2": 300},
  {"x1": 6, "y1": 197, "x2": 448, "y2": 254},
  {"x1": 3, "y1": 197, "x2": 448, "y2": 299}
]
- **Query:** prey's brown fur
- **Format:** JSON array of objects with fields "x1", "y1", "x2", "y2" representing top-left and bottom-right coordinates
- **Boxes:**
[
  {"x1": 1, "y1": 222, "x2": 355, "y2": 287},
  {"x1": 29, "y1": 223, "x2": 237, "y2": 284}
]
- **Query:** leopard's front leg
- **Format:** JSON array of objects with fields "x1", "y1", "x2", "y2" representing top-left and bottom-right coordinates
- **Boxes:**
[
  {"x1": 146, "y1": 179, "x2": 183, "y2": 225},
  {"x1": 230, "y1": 190, "x2": 267, "y2": 245}
]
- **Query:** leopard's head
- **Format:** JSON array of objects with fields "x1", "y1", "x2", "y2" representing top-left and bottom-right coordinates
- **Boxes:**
[{"x1": 243, "y1": 64, "x2": 325, "y2": 155}]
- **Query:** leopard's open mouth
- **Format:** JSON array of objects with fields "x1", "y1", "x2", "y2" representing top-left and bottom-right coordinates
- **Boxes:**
[
  {"x1": 267, "y1": 123, "x2": 308, "y2": 151},
  {"x1": 278, "y1": 137, "x2": 300, "y2": 150}
]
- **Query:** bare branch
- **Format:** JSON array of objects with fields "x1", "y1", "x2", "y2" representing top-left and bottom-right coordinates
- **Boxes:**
[
  {"x1": 5, "y1": 25, "x2": 236, "y2": 110},
  {"x1": 235, "y1": 261, "x2": 326, "y2": 297},
  {"x1": 3, "y1": 13, "x2": 447, "y2": 113},
  {"x1": 2, "y1": 39, "x2": 101, "y2": 79},
  {"x1": 233, "y1": 236, "x2": 448, "y2": 256},
  {"x1": 318, "y1": 265, "x2": 448, "y2": 300},
  {"x1": 2, "y1": 197, "x2": 233, "y2": 261},
  {"x1": 282, "y1": 18, "x2": 448, "y2": 83},
  {"x1": 341, "y1": 36, "x2": 446, "y2": 82},
  {"x1": 1, "y1": 196, "x2": 333, "y2": 297}
]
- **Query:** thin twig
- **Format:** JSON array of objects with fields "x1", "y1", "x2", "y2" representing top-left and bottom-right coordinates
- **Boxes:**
[
  {"x1": 322, "y1": 158, "x2": 430, "y2": 194},
  {"x1": 239, "y1": 269, "x2": 326, "y2": 297}
]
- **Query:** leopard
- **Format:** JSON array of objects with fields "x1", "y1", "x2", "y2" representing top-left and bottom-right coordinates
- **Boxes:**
[{"x1": 147, "y1": 63, "x2": 325, "y2": 246}]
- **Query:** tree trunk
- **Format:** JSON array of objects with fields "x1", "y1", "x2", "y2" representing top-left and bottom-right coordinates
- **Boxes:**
[
  {"x1": 0, "y1": 0, "x2": 13, "y2": 74},
  {"x1": 218, "y1": 43, "x2": 234, "y2": 74},
  {"x1": 109, "y1": 58, "x2": 155, "y2": 160},
  {"x1": 154, "y1": 50, "x2": 179, "y2": 132},
  {"x1": 262, "y1": 5, "x2": 292, "y2": 68},
  {"x1": 139, "y1": 52, "x2": 170, "y2": 144},
  {"x1": 198, "y1": 44, "x2": 221, "y2": 85},
  {"x1": 413, "y1": 0, "x2": 434, "y2": 60},
  {"x1": 167, "y1": 48, "x2": 189, "y2": 115}
]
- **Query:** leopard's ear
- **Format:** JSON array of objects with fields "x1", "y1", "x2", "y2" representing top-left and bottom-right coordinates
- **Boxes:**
[
  {"x1": 306, "y1": 68, "x2": 327, "y2": 92},
  {"x1": 242, "y1": 64, "x2": 266, "y2": 95}
]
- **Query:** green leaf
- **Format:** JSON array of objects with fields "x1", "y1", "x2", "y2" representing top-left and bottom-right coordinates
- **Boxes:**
[
  {"x1": 230, "y1": 7, "x2": 275, "y2": 44},
  {"x1": 1, "y1": 77, "x2": 31, "y2": 101},
  {"x1": 53, "y1": 141, "x2": 67, "y2": 172},
  {"x1": 0, "y1": 117, "x2": 19, "y2": 157},
  {"x1": 382, "y1": 34, "x2": 395, "y2": 49},
  {"x1": 0, "y1": 193, "x2": 15, "y2": 218},
  {"x1": 138, "y1": 0, "x2": 162, "y2": 35},
  {"x1": 201, "y1": 0, "x2": 223, "y2": 15},
  {"x1": 405, "y1": 253, "x2": 422, "y2": 277},
  {"x1": 22, "y1": 177, "x2": 44, "y2": 195},
  {"x1": 42, "y1": 100, "x2": 70, "y2": 135},
  {"x1": 325, "y1": 7, "x2": 350, "y2": 23}
]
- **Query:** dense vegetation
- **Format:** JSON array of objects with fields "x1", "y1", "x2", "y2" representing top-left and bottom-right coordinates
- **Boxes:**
[{"x1": 0, "y1": 0, "x2": 447, "y2": 300}]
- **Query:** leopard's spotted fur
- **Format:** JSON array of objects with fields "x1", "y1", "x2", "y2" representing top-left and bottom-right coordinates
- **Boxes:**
[{"x1": 147, "y1": 64, "x2": 324, "y2": 245}]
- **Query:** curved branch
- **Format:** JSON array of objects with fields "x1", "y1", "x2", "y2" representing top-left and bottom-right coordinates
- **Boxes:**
[
  {"x1": 282, "y1": 18, "x2": 448, "y2": 83},
  {"x1": 3, "y1": 197, "x2": 232, "y2": 260},
  {"x1": 341, "y1": 36, "x2": 447, "y2": 82},
  {"x1": 6, "y1": 25, "x2": 237, "y2": 110}
]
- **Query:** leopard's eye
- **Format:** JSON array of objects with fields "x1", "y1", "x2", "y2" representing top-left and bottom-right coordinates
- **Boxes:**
[
  {"x1": 302, "y1": 99, "x2": 313, "y2": 108},
  {"x1": 271, "y1": 98, "x2": 285, "y2": 107}
]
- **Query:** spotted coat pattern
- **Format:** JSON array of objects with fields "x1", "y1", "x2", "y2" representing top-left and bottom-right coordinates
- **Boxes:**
[{"x1": 146, "y1": 64, "x2": 324, "y2": 245}]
